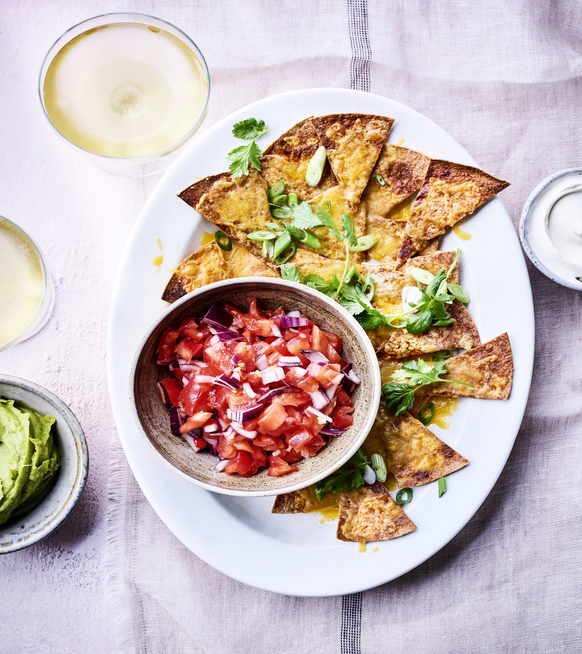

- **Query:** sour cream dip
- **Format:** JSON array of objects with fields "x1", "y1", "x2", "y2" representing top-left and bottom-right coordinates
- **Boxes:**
[{"x1": 520, "y1": 169, "x2": 582, "y2": 291}]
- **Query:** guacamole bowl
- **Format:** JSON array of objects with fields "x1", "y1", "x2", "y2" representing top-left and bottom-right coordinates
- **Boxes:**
[{"x1": 0, "y1": 376, "x2": 88, "y2": 553}]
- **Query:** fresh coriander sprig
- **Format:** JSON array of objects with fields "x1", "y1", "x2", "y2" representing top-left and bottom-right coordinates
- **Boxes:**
[
  {"x1": 314, "y1": 448, "x2": 370, "y2": 500},
  {"x1": 382, "y1": 358, "x2": 474, "y2": 415},
  {"x1": 227, "y1": 118, "x2": 269, "y2": 177}
]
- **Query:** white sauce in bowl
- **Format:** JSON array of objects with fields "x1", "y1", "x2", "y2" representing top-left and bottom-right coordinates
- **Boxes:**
[{"x1": 520, "y1": 169, "x2": 582, "y2": 291}]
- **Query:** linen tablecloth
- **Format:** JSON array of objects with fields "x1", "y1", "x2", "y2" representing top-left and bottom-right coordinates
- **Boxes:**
[{"x1": 2, "y1": 1, "x2": 581, "y2": 652}]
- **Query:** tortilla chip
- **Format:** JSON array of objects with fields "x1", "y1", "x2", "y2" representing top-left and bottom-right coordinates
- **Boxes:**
[
  {"x1": 397, "y1": 160, "x2": 509, "y2": 265},
  {"x1": 336, "y1": 483, "x2": 416, "y2": 542},
  {"x1": 178, "y1": 168, "x2": 271, "y2": 258},
  {"x1": 366, "y1": 215, "x2": 407, "y2": 263},
  {"x1": 272, "y1": 485, "x2": 338, "y2": 514},
  {"x1": 381, "y1": 409, "x2": 469, "y2": 488},
  {"x1": 289, "y1": 248, "x2": 347, "y2": 282},
  {"x1": 304, "y1": 185, "x2": 366, "y2": 261},
  {"x1": 359, "y1": 251, "x2": 480, "y2": 357},
  {"x1": 261, "y1": 118, "x2": 336, "y2": 201},
  {"x1": 418, "y1": 333, "x2": 514, "y2": 400},
  {"x1": 312, "y1": 114, "x2": 394, "y2": 203},
  {"x1": 162, "y1": 241, "x2": 278, "y2": 303},
  {"x1": 362, "y1": 144, "x2": 430, "y2": 218}
]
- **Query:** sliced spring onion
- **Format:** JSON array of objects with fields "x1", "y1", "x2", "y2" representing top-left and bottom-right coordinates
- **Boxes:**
[
  {"x1": 447, "y1": 283, "x2": 470, "y2": 304},
  {"x1": 363, "y1": 465, "x2": 377, "y2": 485},
  {"x1": 408, "y1": 267, "x2": 434, "y2": 285},
  {"x1": 395, "y1": 488, "x2": 413, "y2": 506},
  {"x1": 270, "y1": 194, "x2": 288, "y2": 207},
  {"x1": 273, "y1": 232, "x2": 292, "y2": 259},
  {"x1": 370, "y1": 453, "x2": 387, "y2": 483},
  {"x1": 350, "y1": 235, "x2": 378, "y2": 252},
  {"x1": 438, "y1": 476, "x2": 447, "y2": 498},
  {"x1": 288, "y1": 192, "x2": 298, "y2": 206},
  {"x1": 214, "y1": 230, "x2": 232, "y2": 251},
  {"x1": 363, "y1": 275, "x2": 375, "y2": 301},
  {"x1": 418, "y1": 402, "x2": 436, "y2": 425},
  {"x1": 269, "y1": 181, "x2": 285, "y2": 198},
  {"x1": 375, "y1": 174, "x2": 386, "y2": 186},
  {"x1": 344, "y1": 266, "x2": 358, "y2": 284},
  {"x1": 262, "y1": 240, "x2": 274, "y2": 258},
  {"x1": 270, "y1": 206, "x2": 292, "y2": 219},
  {"x1": 306, "y1": 145, "x2": 327, "y2": 187},
  {"x1": 247, "y1": 230, "x2": 277, "y2": 241},
  {"x1": 320, "y1": 200, "x2": 331, "y2": 212},
  {"x1": 274, "y1": 242, "x2": 297, "y2": 265}
]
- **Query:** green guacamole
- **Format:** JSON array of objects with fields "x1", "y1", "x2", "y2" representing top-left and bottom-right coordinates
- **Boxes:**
[{"x1": 0, "y1": 398, "x2": 60, "y2": 525}]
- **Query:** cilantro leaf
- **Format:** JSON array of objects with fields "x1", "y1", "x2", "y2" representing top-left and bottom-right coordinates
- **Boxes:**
[
  {"x1": 340, "y1": 212, "x2": 358, "y2": 246},
  {"x1": 314, "y1": 448, "x2": 370, "y2": 499},
  {"x1": 289, "y1": 202, "x2": 324, "y2": 230},
  {"x1": 315, "y1": 204, "x2": 342, "y2": 240},
  {"x1": 338, "y1": 285, "x2": 367, "y2": 315},
  {"x1": 227, "y1": 141, "x2": 264, "y2": 177},
  {"x1": 232, "y1": 118, "x2": 269, "y2": 140},
  {"x1": 279, "y1": 264, "x2": 301, "y2": 283},
  {"x1": 382, "y1": 382, "x2": 418, "y2": 416},
  {"x1": 303, "y1": 274, "x2": 334, "y2": 297}
]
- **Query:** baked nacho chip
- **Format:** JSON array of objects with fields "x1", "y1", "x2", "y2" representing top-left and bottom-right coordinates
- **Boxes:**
[
  {"x1": 272, "y1": 485, "x2": 339, "y2": 514},
  {"x1": 360, "y1": 251, "x2": 480, "y2": 357},
  {"x1": 311, "y1": 114, "x2": 393, "y2": 203},
  {"x1": 261, "y1": 117, "x2": 336, "y2": 201},
  {"x1": 397, "y1": 160, "x2": 509, "y2": 264},
  {"x1": 418, "y1": 333, "x2": 514, "y2": 400},
  {"x1": 289, "y1": 248, "x2": 347, "y2": 282},
  {"x1": 336, "y1": 483, "x2": 416, "y2": 542},
  {"x1": 362, "y1": 144, "x2": 430, "y2": 218},
  {"x1": 162, "y1": 241, "x2": 278, "y2": 303},
  {"x1": 178, "y1": 168, "x2": 271, "y2": 258},
  {"x1": 381, "y1": 409, "x2": 469, "y2": 488}
]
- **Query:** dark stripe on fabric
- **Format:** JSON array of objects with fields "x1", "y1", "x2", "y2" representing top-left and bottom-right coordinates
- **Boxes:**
[
  {"x1": 340, "y1": 592, "x2": 363, "y2": 654},
  {"x1": 347, "y1": 0, "x2": 371, "y2": 92}
]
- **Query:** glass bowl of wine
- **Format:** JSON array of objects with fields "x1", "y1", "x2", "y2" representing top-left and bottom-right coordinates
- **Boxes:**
[{"x1": 39, "y1": 13, "x2": 210, "y2": 176}]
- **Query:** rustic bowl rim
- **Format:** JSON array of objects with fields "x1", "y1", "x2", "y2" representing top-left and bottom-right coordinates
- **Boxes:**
[
  {"x1": 0, "y1": 375, "x2": 89, "y2": 553},
  {"x1": 129, "y1": 277, "x2": 381, "y2": 497}
]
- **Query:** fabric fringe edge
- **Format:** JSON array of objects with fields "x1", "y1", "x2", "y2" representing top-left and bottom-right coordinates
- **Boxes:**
[{"x1": 105, "y1": 435, "x2": 136, "y2": 654}]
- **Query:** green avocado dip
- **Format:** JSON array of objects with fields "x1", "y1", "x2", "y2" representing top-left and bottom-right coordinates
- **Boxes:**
[{"x1": 0, "y1": 398, "x2": 60, "y2": 525}]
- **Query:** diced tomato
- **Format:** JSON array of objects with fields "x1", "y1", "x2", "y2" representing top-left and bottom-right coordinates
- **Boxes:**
[
  {"x1": 253, "y1": 435, "x2": 286, "y2": 451},
  {"x1": 288, "y1": 428, "x2": 315, "y2": 452},
  {"x1": 159, "y1": 378, "x2": 182, "y2": 407},
  {"x1": 248, "y1": 297, "x2": 265, "y2": 319},
  {"x1": 233, "y1": 342, "x2": 256, "y2": 370},
  {"x1": 280, "y1": 449, "x2": 303, "y2": 464},
  {"x1": 336, "y1": 389, "x2": 353, "y2": 407},
  {"x1": 252, "y1": 341, "x2": 272, "y2": 357},
  {"x1": 286, "y1": 332, "x2": 311, "y2": 357},
  {"x1": 258, "y1": 403, "x2": 288, "y2": 431},
  {"x1": 296, "y1": 375, "x2": 320, "y2": 393},
  {"x1": 269, "y1": 338, "x2": 290, "y2": 356},
  {"x1": 267, "y1": 454, "x2": 299, "y2": 477},
  {"x1": 218, "y1": 435, "x2": 237, "y2": 459},
  {"x1": 282, "y1": 329, "x2": 298, "y2": 341},
  {"x1": 299, "y1": 433, "x2": 326, "y2": 458},
  {"x1": 248, "y1": 444, "x2": 268, "y2": 475},
  {"x1": 178, "y1": 380, "x2": 210, "y2": 416},
  {"x1": 307, "y1": 364, "x2": 344, "y2": 389},
  {"x1": 311, "y1": 325, "x2": 329, "y2": 355},
  {"x1": 244, "y1": 318, "x2": 274, "y2": 337},
  {"x1": 179, "y1": 318, "x2": 205, "y2": 342},
  {"x1": 332, "y1": 405, "x2": 354, "y2": 430},
  {"x1": 175, "y1": 337, "x2": 203, "y2": 363},
  {"x1": 326, "y1": 344, "x2": 342, "y2": 364},
  {"x1": 225, "y1": 451, "x2": 254, "y2": 476},
  {"x1": 194, "y1": 438, "x2": 207, "y2": 449},
  {"x1": 231, "y1": 437, "x2": 255, "y2": 454},
  {"x1": 272, "y1": 391, "x2": 310, "y2": 407},
  {"x1": 157, "y1": 328, "x2": 180, "y2": 364},
  {"x1": 179, "y1": 411, "x2": 213, "y2": 433},
  {"x1": 323, "y1": 330, "x2": 342, "y2": 353},
  {"x1": 227, "y1": 390, "x2": 258, "y2": 412},
  {"x1": 204, "y1": 341, "x2": 235, "y2": 374}
]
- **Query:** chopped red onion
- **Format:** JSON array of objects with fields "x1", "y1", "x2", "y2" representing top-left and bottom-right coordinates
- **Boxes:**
[
  {"x1": 203, "y1": 421, "x2": 219, "y2": 433},
  {"x1": 341, "y1": 379, "x2": 357, "y2": 395},
  {"x1": 178, "y1": 361, "x2": 203, "y2": 373},
  {"x1": 307, "y1": 362, "x2": 325, "y2": 378},
  {"x1": 271, "y1": 322, "x2": 282, "y2": 338},
  {"x1": 277, "y1": 356, "x2": 303, "y2": 367},
  {"x1": 243, "y1": 382, "x2": 256, "y2": 399},
  {"x1": 306, "y1": 406, "x2": 333, "y2": 423},
  {"x1": 157, "y1": 382, "x2": 170, "y2": 404},
  {"x1": 231, "y1": 354, "x2": 240, "y2": 365},
  {"x1": 341, "y1": 363, "x2": 361, "y2": 385},
  {"x1": 258, "y1": 387, "x2": 291, "y2": 403},
  {"x1": 325, "y1": 383, "x2": 340, "y2": 400},
  {"x1": 231, "y1": 368, "x2": 242, "y2": 381},
  {"x1": 319, "y1": 426, "x2": 348, "y2": 437},
  {"x1": 231, "y1": 422, "x2": 258, "y2": 439},
  {"x1": 261, "y1": 367, "x2": 285, "y2": 385},
  {"x1": 204, "y1": 438, "x2": 219, "y2": 455},
  {"x1": 301, "y1": 349, "x2": 329, "y2": 364},
  {"x1": 217, "y1": 417, "x2": 228, "y2": 430},
  {"x1": 294, "y1": 367, "x2": 308, "y2": 378},
  {"x1": 168, "y1": 405, "x2": 184, "y2": 436},
  {"x1": 256, "y1": 354, "x2": 268, "y2": 371},
  {"x1": 213, "y1": 374, "x2": 240, "y2": 390},
  {"x1": 227, "y1": 404, "x2": 264, "y2": 423},
  {"x1": 214, "y1": 459, "x2": 229, "y2": 472},
  {"x1": 280, "y1": 316, "x2": 310, "y2": 328},
  {"x1": 182, "y1": 433, "x2": 202, "y2": 453},
  {"x1": 213, "y1": 329, "x2": 243, "y2": 342},
  {"x1": 194, "y1": 374, "x2": 216, "y2": 384},
  {"x1": 202, "y1": 304, "x2": 234, "y2": 329},
  {"x1": 308, "y1": 389, "x2": 330, "y2": 410},
  {"x1": 286, "y1": 310, "x2": 302, "y2": 318}
]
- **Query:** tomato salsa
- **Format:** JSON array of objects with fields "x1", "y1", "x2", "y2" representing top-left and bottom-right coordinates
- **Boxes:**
[{"x1": 156, "y1": 298, "x2": 361, "y2": 478}]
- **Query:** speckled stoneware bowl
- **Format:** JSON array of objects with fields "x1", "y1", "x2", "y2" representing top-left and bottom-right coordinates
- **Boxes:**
[
  {"x1": 0, "y1": 376, "x2": 88, "y2": 553},
  {"x1": 130, "y1": 278, "x2": 381, "y2": 496}
]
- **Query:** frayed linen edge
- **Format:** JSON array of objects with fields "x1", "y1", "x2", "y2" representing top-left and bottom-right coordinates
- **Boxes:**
[{"x1": 105, "y1": 435, "x2": 136, "y2": 654}]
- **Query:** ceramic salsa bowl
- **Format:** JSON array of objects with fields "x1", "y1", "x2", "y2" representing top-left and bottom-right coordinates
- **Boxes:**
[{"x1": 130, "y1": 278, "x2": 381, "y2": 497}]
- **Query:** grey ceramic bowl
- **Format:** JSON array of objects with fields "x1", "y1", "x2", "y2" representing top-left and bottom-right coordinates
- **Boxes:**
[
  {"x1": 0, "y1": 376, "x2": 88, "y2": 553},
  {"x1": 130, "y1": 278, "x2": 381, "y2": 496}
]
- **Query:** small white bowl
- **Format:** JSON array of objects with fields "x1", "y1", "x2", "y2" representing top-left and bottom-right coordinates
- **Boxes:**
[{"x1": 0, "y1": 376, "x2": 88, "y2": 553}]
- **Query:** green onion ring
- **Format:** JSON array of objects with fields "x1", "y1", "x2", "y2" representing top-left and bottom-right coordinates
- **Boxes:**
[
  {"x1": 418, "y1": 402, "x2": 436, "y2": 425},
  {"x1": 395, "y1": 488, "x2": 413, "y2": 506}
]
